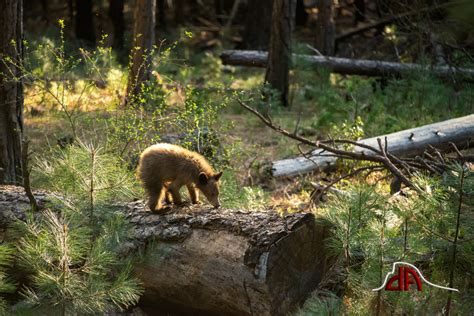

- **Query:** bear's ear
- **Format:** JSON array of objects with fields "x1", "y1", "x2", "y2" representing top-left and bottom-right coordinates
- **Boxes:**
[
  {"x1": 199, "y1": 172, "x2": 208, "y2": 185},
  {"x1": 214, "y1": 171, "x2": 223, "y2": 181}
]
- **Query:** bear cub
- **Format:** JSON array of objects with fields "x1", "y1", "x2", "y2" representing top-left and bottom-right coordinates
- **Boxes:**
[{"x1": 137, "y1": 143, "x2": 223, "y2": 212}]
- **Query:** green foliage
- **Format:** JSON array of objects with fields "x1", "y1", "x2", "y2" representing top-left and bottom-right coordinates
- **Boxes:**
[
  {"x1": 32, "y1": 141, "x2": 139, "y2": 209},
  {"x1": 296, "y1": 292, "x2": 342, "y2": 316},
  {"x1": 304, "y1": 165, "x2": 474, "y2": 315},
  {"x1": 11, "y1": 142, "x2": 143, "y2": 314},
  {"x1": 172, "y1": 88, "x2": 230, "y2": 165},
  {"x1": 0, "y1": 246, "x2": 16, "y2": 313},
  {"x1": 13, "y1": 207, "x2": 142, "y2": 314},
  {"x1": 219, "y1": 170, "x2": 268, "y2": 210}
]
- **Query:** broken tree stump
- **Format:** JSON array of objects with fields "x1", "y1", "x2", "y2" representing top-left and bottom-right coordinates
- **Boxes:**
[
  {"x1": 220, "y1": 50, "x2": 474, "y2": 81},
  {"x1": 271, "y1": 114, "x2": 474, "y2": 177},
  {"x1": 0, "y1": 186, "x2": 331, "y2": 316}
]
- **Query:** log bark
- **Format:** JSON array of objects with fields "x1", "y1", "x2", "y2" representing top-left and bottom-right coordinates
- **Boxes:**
[
  {"x1": 219, "y1": 50, "x2": 474, "y2": 81},
  {"x1": 0, "y1": 0, "x2": 24, "y2": 184},
  {"x1": 0, "y1": 186, "x2": 331, "y2": 316},
  {"x1": 265, "y1": 0, "x2": 296, "y2": 107},
  {"x1": 271, "y1": 114, "x2": 474, "y2": 177}
]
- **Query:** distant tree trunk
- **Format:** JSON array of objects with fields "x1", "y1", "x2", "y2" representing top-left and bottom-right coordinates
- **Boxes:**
[
  {"x1": 174, "y1": 0, "x2": 185, "y2": 25},
  {"x1": 109, "y1": 0, "x2": 124, "y2": 50},
  {"x1": 126, "y1": 0, "x2": 156, "y2": 102},
  {"x1": 0, "y1": 0, "x2": 24, "y2": 184},
  {"x1": 315, "y1": 0, "x2": 335, "y2": 56},
  {"x1": 40, "y1": 0, "x2": 49, "y2": 23},
  {"x1": 354, "y1": 0, "x2": 366, "y2": 25},
  {"x1": 156, "y1": 0, "x2": 166, "y2": 30},
  {"x1": 67, "y1": 0, "x2": 74, "y2": 25},
  {"x1": 75, "y1": 0, "x2": 96, "y2": 45},
  {"x1": 295, "y1": 0, "x2": 308, "y2": 26},
  {"x1": 241, "y1": 0, "x2": 272, "y2": 50},
  {"x1": 265, "y1": 0, "x2": 296, "y2": 107}
]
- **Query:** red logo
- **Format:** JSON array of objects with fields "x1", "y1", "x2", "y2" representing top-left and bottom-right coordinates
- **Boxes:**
[
  {"x1": 372, "y1": 262, "x2": 459, "y2": 293},
  {"x1": 385, "y1": 266, "x2": 422, "y2": 291}
]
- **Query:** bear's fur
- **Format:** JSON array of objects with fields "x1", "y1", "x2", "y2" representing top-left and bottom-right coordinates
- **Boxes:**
[{"x1": 137, "y1": 143, "x2": 223, "y2": 212}]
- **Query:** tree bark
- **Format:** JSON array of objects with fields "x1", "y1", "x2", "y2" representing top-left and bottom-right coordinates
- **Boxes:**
[
  {"x1": 156, "y1": 0, "x2": 166, "y2": 30},
  {"x1": 354, "y1": 0, "x2": 366, "y2": 25},
  {"x1": 74, "y1": 0, "x2": 96, "y2": 45},
  {"x1": 126, "y1": 0, "x2": 156, "y2": 102},
  {"x1": 270, "y1": 114, "x2": 474, "y2": 177},
  {"x1": 315, "y1": 0, "x2": 335, "y2": 56},
  {"x1": 265, "y1": 0, "x2": 296, "y2": 107},
  {"x1": 174, "y1": 0, "x2": 185, "y2": 25},
  {"x1": 0, "y1": 186, "x2": 331, "y2": 316},
  {"x1": 240, "y1": 0, "x2": 273, "y2": 50},
  {"x1": 220, "y1": 50, "x2": 474, "y2": 81},
  {"x1": 0, "y1": 0, "x2": 24, "y2": 185},
  {"x1": 109, "y1": 0, "x2": 125, "y2": 50},
  {"x1": 295, "y1": 0, "x2": 308, "y2": 26}
]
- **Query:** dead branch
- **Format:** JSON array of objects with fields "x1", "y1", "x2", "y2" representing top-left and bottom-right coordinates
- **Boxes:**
[{"x1": 237, "y1": 98, "x2": 472, "y2": 194}]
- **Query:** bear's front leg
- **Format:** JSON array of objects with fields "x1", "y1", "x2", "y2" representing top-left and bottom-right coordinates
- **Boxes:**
[
  {"x1": 187, "y1": 184, "x2": 200, "y2": 204},
  {"x1": 168, "y1": 181, "x2": 184, "y2": 205}
]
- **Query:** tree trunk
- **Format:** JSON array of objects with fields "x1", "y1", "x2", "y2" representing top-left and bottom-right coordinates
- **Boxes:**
[
  {"x1": 0, "y1": 186, "x2": 332, "y2": 316},
  {"x1": 126, "y1": 0, "x2": 156, "y2": 102},
  {"x1": 315, "y1": 0, "x2": 335, "y2": 56},
  {"x1": 265, "y1": 0, "x2": 296, "y2": 107},
  {"x1": 174, "y1": 0, "x2": 185, "y2": 25},
  {"x1": 354, "y1": 0, "x2": 366, "y2": 25},
  {"x1": 295, "y1": 0, "x2": 308, "y2": 26},
  {"x1": 74, "y1": 0, "x2": 96, "y2": 45},
  {"x1": 156, "y1": 0, "x2": 166, "y2": 30},
  {"x1": 240, "y1": 0, "x2": 273, "y2": 50},
  {"x1": 219, "y1": 50, "x2": 474, "y2": 81},
  {"x1": 270, "y1": 114, "x2": 474, "y2": 177},
  {"x1": 0, "y1": 0, "x2": 24, "y2": 185},
  {"x1": 109, "y1": 0, "x2": 124, "y2": 50}
]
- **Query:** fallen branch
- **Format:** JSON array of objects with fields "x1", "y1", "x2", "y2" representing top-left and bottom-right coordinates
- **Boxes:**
[
  {"x1": 220, "y1": 50, "x2": 474, "y2": 81},
  {"x1": 237, "y1": 98, "x2": 474, "y2": 194}
]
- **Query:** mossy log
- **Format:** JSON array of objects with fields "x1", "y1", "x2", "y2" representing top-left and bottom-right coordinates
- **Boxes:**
[{"x1": 0, "y1": 186, "x2": 330, "y2": 316}]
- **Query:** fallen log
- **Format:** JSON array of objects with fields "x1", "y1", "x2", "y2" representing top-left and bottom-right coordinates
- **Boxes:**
[
  {"x1": 0, "y1": 186, "x2": 331, "y2": 316},
  {"x1": 271, "y1": 114, "x2": 474, "y2": 177},
  {"x1": 220, "y1": 50, "x2": 474, "y2": 80}
]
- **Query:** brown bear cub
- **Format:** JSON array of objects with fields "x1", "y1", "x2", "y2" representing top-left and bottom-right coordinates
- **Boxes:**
[{"x1": 137, "y1": 143, "x2": 223, "y2": 212}]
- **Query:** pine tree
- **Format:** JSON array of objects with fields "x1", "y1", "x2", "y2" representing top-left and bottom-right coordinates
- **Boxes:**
[{"x1": 11, "y1": 142, "x2": 143, "y2": 314}]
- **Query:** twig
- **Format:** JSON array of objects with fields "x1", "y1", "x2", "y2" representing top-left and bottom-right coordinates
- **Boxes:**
[{"x1": 21, "y1": 139, "x2": 38, "y2": 211}]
